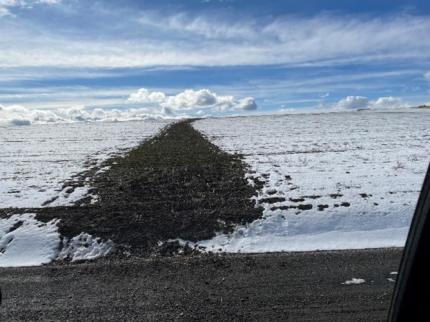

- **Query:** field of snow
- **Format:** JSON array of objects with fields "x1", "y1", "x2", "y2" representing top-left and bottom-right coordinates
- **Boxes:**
[
  {"x1": 194, "y1": 110, "x2": 430, "y2": 252},
  {"x1": 0, "y1": 119, "x2": 169, "y2": 267},
  {"x1": 1, "y1": 110, "x2": 429, "y2": 266},
  {"x1": 0, "y1": 120, "x2": 170, "y2": 208}
]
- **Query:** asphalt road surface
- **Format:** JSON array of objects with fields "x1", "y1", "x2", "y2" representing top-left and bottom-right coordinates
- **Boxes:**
[{"x1": 0, "y1": 248, "x2": 401, "y2": 321}]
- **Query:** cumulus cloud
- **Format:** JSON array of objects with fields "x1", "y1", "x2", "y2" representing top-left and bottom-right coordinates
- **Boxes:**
[
  {"x1": 0, "y1": 104, "x2": 60, "y2": 125},
  {"x1": 237, "y1": 97, "x2": 258, "y2": 111},
  {"x1": 333, "y1": 96, "x2": 408, "y2": 110},
  {"x1": 0, "y1": 88, "x2": 258, "y2": 125},
  {"x1": 0, "y1": 103, "x2": 168, "y2": 126},
  {"x1": 370, "y1": 96, "x2": 407, "y2": 109},
  {"x1": 127, "y1": 88, "x2": 166, "y2": 104},
  {"x1": 334, "y1": 96, "x2": 369, "y2": 110},
  {"x1": 165, "y1": 89, "x2": 225, "y2": 109},
  {"x1": 127, "y1": 88, "x2": 258, "y2": 114}
]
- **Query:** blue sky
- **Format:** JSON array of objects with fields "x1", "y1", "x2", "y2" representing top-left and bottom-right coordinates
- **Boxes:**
[{"x1": 0, "y1": 0, "x2": 430, "y2": 122}]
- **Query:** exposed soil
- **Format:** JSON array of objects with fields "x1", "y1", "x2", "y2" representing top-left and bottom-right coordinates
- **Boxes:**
[{"x1": 3, "y1": 120, "x2": 263, "y2": 256}]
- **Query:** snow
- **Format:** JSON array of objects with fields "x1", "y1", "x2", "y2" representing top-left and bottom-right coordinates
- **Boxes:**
[
  {"x1": 342, "y1": 278, "x2": 366, "y2": 285},
  {"x1": 0, "y1": 213, "x2": 60, "y2": 267},
  {"x1": 0, "y1": 120, "x2": 170, "y2": 208},
  {"x1": 0, "y1": 119, "x2": 170, "y2": 267},
  {"x1": 58, "y1": 233, "x2": 114, "y2": 262},
  {"x1": 197, "y1": 226, "x2": 409, "y2": 253},
  {"x1": 47, "y1": 186, "x2": 91, "y2": 207},
  {"x1": 0, "y1": 213, "x2": 114, "y2": 267},
  {"x1": 194, "y1": 110, "x2": 430, "y2": 252}
]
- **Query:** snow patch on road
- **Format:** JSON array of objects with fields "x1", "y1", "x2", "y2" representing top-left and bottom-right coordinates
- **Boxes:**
[
  {"x1": 196, "y1": 222, "x2": 409, "y2": 253},
  {"x1": 0, "y1": 214, "x2": 114, "y2": 267},
  {"x1": 342, "y1": 278, "x2": 366, "y2": 285},
  {"x1": 0, "y1": 213, "x2": 60, "y2": 267},
  {"x1": 58, "y1": 233, "x2": 114, "y2": 262}
]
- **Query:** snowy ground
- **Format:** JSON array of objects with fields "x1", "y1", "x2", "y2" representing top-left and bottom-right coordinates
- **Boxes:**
[
  {"x1": 0, "y1": 213, "x2": 59, "y2": 267},
  {"x1": 0, "y1": 213, "x2": 114, "y2": 267},
  {"x1": 0, "y1": 119, "x2": 169, "y2": 267},
  {"x1": 0, "y1": 120, "x2": 169, "y2": 208},
  {"x1": 194, "y1": 110, "x2": 430, "y2": 252},
  {"x1": 1, "y1": 110, "x2": 429, "y2": 266}
]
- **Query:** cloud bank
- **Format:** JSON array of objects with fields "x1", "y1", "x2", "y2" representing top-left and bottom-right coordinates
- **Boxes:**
[
  {"x1": 333, "y1": 96, "x2": 408, "y2": 110},
  {"x1": 0, "y1": 104, "x2": 169, "y2": 126},
  {"x1": 1, "y1": 93, "x2": 412, "y2": 127},
  {"x1": 128, "y1": 88, "x2": 258, "y2": 112},
  {"x1": 0, "y1": 88, "x2": 258, "y2": 126}
]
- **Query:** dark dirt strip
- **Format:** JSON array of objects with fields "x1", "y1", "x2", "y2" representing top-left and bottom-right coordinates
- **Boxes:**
[
  {"x1": 0, "y1": 249, "x2": 401, "y2": 321},
  {"x1": 2, "y1": 120, "x2": 263, "y2": 256}
]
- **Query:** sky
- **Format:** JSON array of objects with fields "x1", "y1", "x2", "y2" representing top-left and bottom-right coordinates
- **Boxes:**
[{"x1": 1, "y1": 0, "x2": 430, "y2": 123}]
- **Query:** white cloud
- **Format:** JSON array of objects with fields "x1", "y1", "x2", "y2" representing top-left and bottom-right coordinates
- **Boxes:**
[
  {"x1": 425, "y1": 71, "x2": 430, "y2": 81},
  {"x1": 1, "y1": 11, "x2": 430, "y2": 68},
  {"x1": 370, "y1": 96, "x2": 407, "y2": 109},
  {"x1": 237, "y1": 97, "x2": 258, "y2": 111},
  {"x1": 333, "y1": 96, "x2": 408, "y2": 110},
  {"x1": 164, "y1": 89, "x2": 234, "y2": 110},
  {"x1": 0, "y1": 88, "x2": 258, "y2": 125},
  {"x1": 127, "y1": 88, "x2": 258, "y2": 113},
  {"x1": 334, "y1": 96, "x2": 369, "y2": 110},
  {"x1": 127, "y1": 88, "x2": 166, "y2": 103},
  {"x1": 0, "y1": 103, "x2": 163, "y2": 125},
  {"x1": 0, "y1": 104, "x2": 62, "y2": 125}
]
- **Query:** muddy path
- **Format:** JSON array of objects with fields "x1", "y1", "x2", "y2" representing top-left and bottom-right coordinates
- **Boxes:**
[{"x1": 1, "y1": 120, "x2": 263, "y2": 256}]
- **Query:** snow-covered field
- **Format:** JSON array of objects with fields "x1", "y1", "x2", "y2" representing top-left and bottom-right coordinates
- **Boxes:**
[
  {"x1": 0, "y1": 120, "x2": 169, "y2": 208},
  {"x1": 1, "y1": 110, "x2": 429, "y2": 266},
  {"x1": 194, "y1": 110, "x2": 430, "y2": 252},
  {"x1": 0, "y1": 119, "x2": 169, "y2": 267}
]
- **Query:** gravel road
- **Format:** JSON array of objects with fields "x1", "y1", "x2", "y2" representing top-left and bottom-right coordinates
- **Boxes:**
[{"x1": 0, "y1": 248, "x2": 401, "y2": 321}]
